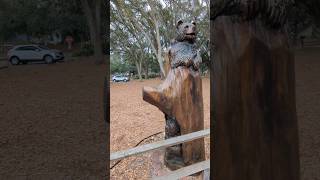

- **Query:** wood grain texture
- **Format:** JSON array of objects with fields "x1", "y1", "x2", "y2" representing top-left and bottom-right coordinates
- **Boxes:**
[
  {"x1": 211, "y1": 17, "x2": 300, "y2": 180},
  {"x1": 143, "y1": 66, "x2": 205, "y2": 168}
]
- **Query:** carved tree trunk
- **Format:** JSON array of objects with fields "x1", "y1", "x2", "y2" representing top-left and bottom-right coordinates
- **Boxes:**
[
  {"x1": 211, "y1": 5, "x2": 300, "y2": 180},
  {"x1": 143, "y1": 66, "x2": 205, "y2": 170}
]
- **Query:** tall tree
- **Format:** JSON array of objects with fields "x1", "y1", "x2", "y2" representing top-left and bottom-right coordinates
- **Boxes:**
[
  {"x1": 79, "y1": 0, "x2": 104, "y2": 64},
  {"x1": 111, "y1": 0, "x2": 209, "y2": 78},
  {"x1": 0, "y1": 0, "x2": 88, "y2": 42},
  {"x1": 111, "y1": 0, "x2": 166, "y2": 77},
  {"x1": 110, "y1": 5, "x2": 148, "y2": 81}
]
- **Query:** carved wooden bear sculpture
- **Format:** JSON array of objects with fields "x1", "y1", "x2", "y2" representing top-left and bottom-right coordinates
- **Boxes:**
[{"x1": 143, "y1": 20, "x2": 205, "y2": 171}]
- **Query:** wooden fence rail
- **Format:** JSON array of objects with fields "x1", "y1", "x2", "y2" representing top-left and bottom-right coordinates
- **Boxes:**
[
  {"x1": 110, "y1": 129, "x2": 210, "y2": 161},
  {"x1": 110, "y1": 129, "x2": 210, "y2": 179},
  {"x1": 153, "y1": 160, "x2": 210, "y2": 180}
]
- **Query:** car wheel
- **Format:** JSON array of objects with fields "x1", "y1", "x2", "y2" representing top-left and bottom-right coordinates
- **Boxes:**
[
  {"x1": 113, "y1": 79, "x2": 116, "y2": 82},
  {"x1": 10, "y1": 57, "x2": 20, "y2": 65},
  {"x1": 44, "y1": 55, "x2": 53, "y2": 64}
]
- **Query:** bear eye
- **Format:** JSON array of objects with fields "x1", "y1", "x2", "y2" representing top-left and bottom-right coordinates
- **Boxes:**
[{"x1": 185, "y1": 25, "x2": 189, "y2": 28}]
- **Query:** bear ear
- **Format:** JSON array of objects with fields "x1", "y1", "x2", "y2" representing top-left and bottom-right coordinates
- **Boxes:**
[
  {"x1": 176, "y1": 20, "x2": 183, "y2": 29},
  {"x1": 191, "y1": 21, "x2": 196, "y2": 26}
]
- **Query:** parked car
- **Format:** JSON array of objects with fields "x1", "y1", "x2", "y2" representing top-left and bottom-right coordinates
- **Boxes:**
[
  {"x1": 112, "y1": 75, "x2": 130, "y2": 82},
  {"x1": 7, "y1": 44, "x2": 64, "y2": 65}
]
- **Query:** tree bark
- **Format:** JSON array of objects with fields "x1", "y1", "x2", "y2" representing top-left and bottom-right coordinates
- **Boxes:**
[
  {"x1": 211, "y1": 12, "x2": 300, "y2": 180},
  {"x1": 143, "y1": 61, "x2": 149, "y2": 79},
  {"x1": 135, "y1": 59, "x2": 143, "y2": 81},
  {"x1": 147, "y1": 0, "x2": 166, "y2": 78},
  {"x1": 80, "y1": 0, "x2": 104, "y2": 64},
  {"x1": 155, "y1": 21, "x2": 166, "y2": 79}
]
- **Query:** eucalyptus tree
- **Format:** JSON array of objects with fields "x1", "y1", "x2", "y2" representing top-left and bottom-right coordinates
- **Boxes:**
[
  {"x1": 111, "y1": 0, "x2": 168, "y2": 77},
  {"x1": 111, "y1": 0, "x2": 209, "y2": 78},
  {"x1": 111, "y1": 3, "x2": 149, "y2": 81}
]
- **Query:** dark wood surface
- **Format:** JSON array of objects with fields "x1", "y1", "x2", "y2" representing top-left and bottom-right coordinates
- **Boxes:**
[{"x1": 211, "y1": 17, "x2": 300, "y2": 180}]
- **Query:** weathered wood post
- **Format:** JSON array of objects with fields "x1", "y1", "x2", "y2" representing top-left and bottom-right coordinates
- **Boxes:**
[
  {"x1": 143, "y1": 20, "x2": 205, "y2": 172},
  {"x1": 211, "y1": 0, "x2": 300, "y2": 180}
]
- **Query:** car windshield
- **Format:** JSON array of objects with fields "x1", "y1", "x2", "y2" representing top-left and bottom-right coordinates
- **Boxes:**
[{"x1": 38, "y1": 45, "x2": 50, "y2": 50}]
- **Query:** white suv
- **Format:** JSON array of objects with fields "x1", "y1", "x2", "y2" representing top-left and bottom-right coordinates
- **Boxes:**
[
  {"x1": 7, "y1": 45, "x2": 64, "y2": 65},
  {"x1": 112, "y1": 75, "x2": 130, "y2": 82}
]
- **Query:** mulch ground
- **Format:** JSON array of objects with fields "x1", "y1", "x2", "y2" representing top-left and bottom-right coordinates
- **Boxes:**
[
  {"x1": 110, "y1": 77, "x2": 210, "y2": 180},
  {"x1": 0, "y1": 47, "x2": 319, "y2": 179},
  {"x1": 0, "y1": 58, "x2": 107, "y2": 179},
  {"x1": 110, "y1": 47, "x2": 320, "y2": 179}
]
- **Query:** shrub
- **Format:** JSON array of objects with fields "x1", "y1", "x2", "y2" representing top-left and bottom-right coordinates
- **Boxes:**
[{"x1": 72, "y1": 42, "x2": 94, "y2": 57}]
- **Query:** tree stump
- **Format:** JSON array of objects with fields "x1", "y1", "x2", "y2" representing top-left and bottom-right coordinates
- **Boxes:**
[
  {"x1": 211, "y1": 1, "x2": 300, "y2": 180},
  {"x1": 143, "y1": 20, "x2": 205, "y2": 172}
]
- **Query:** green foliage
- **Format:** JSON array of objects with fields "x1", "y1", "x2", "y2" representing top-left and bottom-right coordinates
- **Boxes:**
[
  {"x1": 132, "y1": 73, "x2": 159, "y2": 79},
  {"x1": 72, "y1": 42, "x2": 94, "y2": 57},
  {"x1": 148, "y1": 56, "x2": 160, "y2": 73},
  {"x1": 110, "y1": 53, "x2": 131, "y2": 74},
  {"x1": 111, "y1": 0, "x2": 210, "y2": 75},
  {"x1": 147, "y1": 73, "x2": 160, "y2": 78},
  {"x1": 0, "y1": 0, "x2": 89, "y2": 41}
]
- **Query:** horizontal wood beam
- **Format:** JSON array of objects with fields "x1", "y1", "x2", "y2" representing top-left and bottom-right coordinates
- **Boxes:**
[
  {"x1": 110, "y1": 129, "x2": 210, "y2": 161},
  {"x1": 153, "y1": 160, "x2": 210, "y2": 180}
]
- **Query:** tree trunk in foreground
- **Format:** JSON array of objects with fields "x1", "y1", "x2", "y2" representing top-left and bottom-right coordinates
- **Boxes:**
[{"x1": 211, "y1": 4, "x2": 300, "y2": 180}]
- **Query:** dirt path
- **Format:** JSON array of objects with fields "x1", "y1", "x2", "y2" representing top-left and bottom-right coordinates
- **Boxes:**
[{"x1": 0, "y1": 59, "x2": 107, "y2": 179}]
